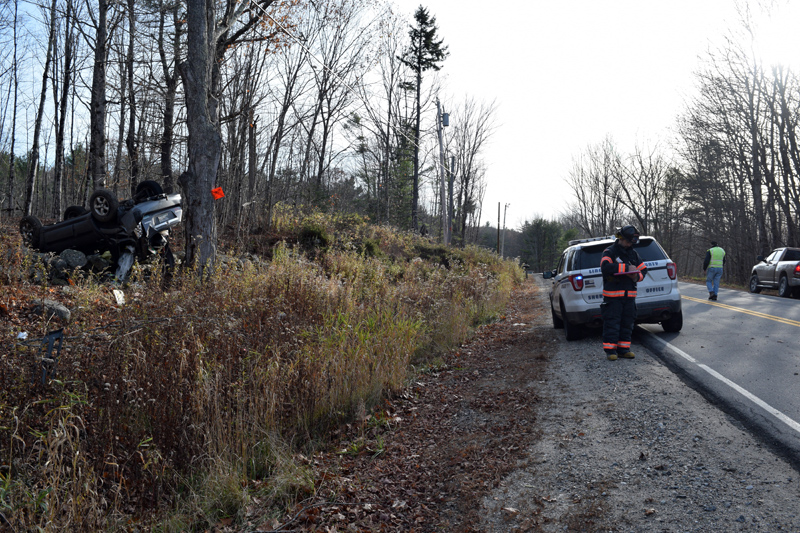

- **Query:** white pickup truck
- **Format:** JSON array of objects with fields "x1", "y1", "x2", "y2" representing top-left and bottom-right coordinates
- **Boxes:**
[{"x1": 749, "y1": 247, "x2": 800, "y2": 297}]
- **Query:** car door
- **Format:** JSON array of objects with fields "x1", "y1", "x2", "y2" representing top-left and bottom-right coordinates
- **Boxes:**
[
  {"x1": 757, "y1": 249, "x2": 781, "y2": 287},
  {"x1": 550, "y1": 250, "x2": 569, "y2": 309}
]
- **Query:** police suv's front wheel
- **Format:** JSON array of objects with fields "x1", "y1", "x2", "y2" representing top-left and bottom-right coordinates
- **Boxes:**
[{"x1": 551, "y1": 302, "x2": 564, "y2": 329}]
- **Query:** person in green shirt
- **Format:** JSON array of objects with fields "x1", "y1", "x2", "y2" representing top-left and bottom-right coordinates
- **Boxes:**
[{"x1": 703, "y1": 241, "x2": 726, "y2": 301}]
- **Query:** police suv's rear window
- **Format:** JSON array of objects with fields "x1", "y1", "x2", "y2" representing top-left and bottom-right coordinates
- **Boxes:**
[{"x1": 575, "y1": 238, "x2": 666, "y2": 269}]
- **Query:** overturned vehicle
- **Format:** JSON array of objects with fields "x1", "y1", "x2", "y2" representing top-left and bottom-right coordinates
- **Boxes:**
[{"x1": 19, "y1": 180, "x2": 182, "y2": 281}]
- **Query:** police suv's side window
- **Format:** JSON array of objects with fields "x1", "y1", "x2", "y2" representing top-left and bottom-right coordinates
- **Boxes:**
[{"x1": 556, "y1": 253, "x2": 567, "y2": 275}]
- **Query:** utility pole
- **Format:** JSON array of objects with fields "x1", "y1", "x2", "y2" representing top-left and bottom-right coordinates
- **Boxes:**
[
  {"x1": 436, "y1": 98, "x2": 450, "y2": 245},
  {"x1": 448, "y1": 155, "x2": 455, "y2": 246},
  {"x1": 501, "y1": 203, "x2": 510, "y2": 258},
  {"x1": 497, "y1": 202, "x2": 500, "y2": 255}
]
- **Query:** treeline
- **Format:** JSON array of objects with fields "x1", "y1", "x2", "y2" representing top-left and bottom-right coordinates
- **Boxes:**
[
  {"x1": 0, "y1": 0, "x2": 495, "y2": 249},
  {"x1": 515, "y1": 9, "x2": 800, "y2": 285}
]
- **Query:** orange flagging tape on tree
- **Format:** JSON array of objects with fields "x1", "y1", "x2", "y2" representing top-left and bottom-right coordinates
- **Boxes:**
[{"x1": 211, "y1": 187, "x2": 225, "y2": 200}]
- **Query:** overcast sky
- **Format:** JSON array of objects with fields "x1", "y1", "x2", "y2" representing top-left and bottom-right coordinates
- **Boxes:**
[{"x1": 390, "y1": 0, "x2": 800, "y2": 229}]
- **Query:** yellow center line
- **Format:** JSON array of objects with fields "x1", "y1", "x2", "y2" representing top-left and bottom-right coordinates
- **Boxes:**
[{"x1": 682, "y1": 295, "x2": 800, "y2": 327}]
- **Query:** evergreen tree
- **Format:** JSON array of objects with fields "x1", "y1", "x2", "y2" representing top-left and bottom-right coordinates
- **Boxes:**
[{"x1": 400, "y1": 6, "x2": 448, "y2": 232}]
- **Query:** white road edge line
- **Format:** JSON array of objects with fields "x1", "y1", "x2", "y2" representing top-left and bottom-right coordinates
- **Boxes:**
[{"x1": 645, "y1": 332, "x2": 800, "y2": 436}]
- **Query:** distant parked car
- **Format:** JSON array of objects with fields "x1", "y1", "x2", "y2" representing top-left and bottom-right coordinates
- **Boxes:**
[
  {"x1": 19, "y1": 180, "x2": 181, "y2": 280},
  {"x1": 543, "y1": 235, "x2": 682, "y2": 340},
  {"x1": 749, "y1": 247, "x2": 800, "y2": 298}
]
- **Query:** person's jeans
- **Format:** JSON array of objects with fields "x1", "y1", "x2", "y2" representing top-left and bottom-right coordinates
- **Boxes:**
[{"x1": 706, "y1": 267, "x2": 723, "y2": 295}]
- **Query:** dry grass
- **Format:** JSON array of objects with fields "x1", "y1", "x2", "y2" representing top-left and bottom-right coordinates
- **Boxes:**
[{"x1": 0, "y1": 211, "x2": 522, "y2": 531}]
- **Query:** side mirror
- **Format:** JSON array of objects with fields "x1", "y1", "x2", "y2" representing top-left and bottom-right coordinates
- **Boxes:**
[
  {"x1": 542, "y1": 270, "x2": 554, "y2": 279},
  {"x1": 757, "y1": 255, "x2": 765, "y2": 263}
]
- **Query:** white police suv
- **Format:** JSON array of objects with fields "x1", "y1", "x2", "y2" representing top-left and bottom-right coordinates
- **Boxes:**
[{"x1": 542, "y1": 235, "x2": 682, "y2": 340}]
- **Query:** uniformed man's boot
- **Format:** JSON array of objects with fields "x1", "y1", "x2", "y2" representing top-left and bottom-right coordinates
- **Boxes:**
[
  {"x1": 605, "y1": 351, "x2": 617, "y2": 361},
  {"x1": 617, "y1": 350, "x2": 635, "y2": 359}
]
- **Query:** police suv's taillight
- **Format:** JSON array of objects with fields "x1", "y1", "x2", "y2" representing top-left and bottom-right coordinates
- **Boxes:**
[
  {"x1": 666, "y1": 261, "x2": 677, "y2": 280},
  {"x1": 569, "y1": 274, "x2": 584, "y2": 291}
]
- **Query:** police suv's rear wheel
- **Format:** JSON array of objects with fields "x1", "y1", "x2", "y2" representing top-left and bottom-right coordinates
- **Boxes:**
[
  {"x1": 778, "y1": 275, "x2": 792, "y2": 298},
  {"x1": 749, "y1": 274, "x2": 762, "y2": 293},
  {"x1": 560, "y1": 300, "x2": 581, "y2": 341},
  {"x1": 662, "y1": 310, "x2": 683, "y2": 333},
  {"x1": 551, "y1": 302, "x2": 564, "y2": 329}
]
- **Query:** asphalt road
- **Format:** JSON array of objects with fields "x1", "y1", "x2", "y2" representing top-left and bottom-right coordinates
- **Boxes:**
[{"x1": 637, "y1": 281, "x2": 800, "y2": 470}]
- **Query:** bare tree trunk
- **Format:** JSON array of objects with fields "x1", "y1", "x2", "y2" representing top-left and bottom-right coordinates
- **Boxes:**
[
  {"x1": 125, "y1": 0, "x2": 139, "y2": 195},
  {"x1": 158, "y1": 0, "x2": 182, "y2": 194},
  {"x1": 267, "y1": 45, "x2": 305, "y2": 227},
  {"x1": 5, "y1": 0, "x2": 19, "y2": 215},
  {"x1": 248, "y1": 110, "x2": 257, "y2": 198},
  {"x1": 51, "y1": 0, "x2": 75, "y2": 219},
  {"x1": 24, "y1": 0, "x2": 57, "y2": 216},
  {"x1": 180, "y1": 0, "x2": 222, "y2": 273},
  {"x1": 112, "y1": 33, "x2": 128, "y2": 195},
  {"x1": 411, "y1": 66, "x2": 421, "y2": 231},
  {"x1": 89, "y1": 0, "x2": 108, "y2": 189}
]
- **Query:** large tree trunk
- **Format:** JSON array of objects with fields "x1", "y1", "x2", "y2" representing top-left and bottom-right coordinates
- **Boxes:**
[
  {"x1": 89, "y1": 0, "x2": 108, "y2": 189},
  {"x1": 180, "y1": 0, "x2": 221, "y2": 273}
]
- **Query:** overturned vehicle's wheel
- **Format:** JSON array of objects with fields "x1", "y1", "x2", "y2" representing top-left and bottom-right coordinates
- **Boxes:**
[
  {"x1": 64, "y1": 205, "x2": 88, "y2": 220},
  {"x1": 89, "y1": 189, "x2": 119, "y2": 223},
  {"x1": 20, "y1": 215, "x2": 43, "y2": 247},
  {"x1": 135, "y1": 180, "x2": 163, "y2": 201}
]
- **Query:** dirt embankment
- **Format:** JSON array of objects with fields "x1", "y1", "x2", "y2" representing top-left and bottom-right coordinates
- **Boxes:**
[{"x1": 256, "y1": 278, "x2": 800, "y2": 532}]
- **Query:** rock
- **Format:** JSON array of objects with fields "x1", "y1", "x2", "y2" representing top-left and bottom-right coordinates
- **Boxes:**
[
  {"x1": 87, "y1": 253, "x2": 113, "y2": 273},
  {"x1": 31, "y1": 299, "x2": 71, "y2": 323},
  {"x1": 60, "y1": 248, "x2": 87, "y2": 269},
  {"x1": 49, "y1": 256, "x2": 69, "y2": 274}
]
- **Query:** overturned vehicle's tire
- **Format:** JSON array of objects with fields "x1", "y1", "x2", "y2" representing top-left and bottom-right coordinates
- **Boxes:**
[
  {"x1": 20, "y1": 215, "x2": 43, "y2": 248},
  {"x1": 89, "y1": 189, "x2": 119, "y2": 223},
  {"x1": 135, "y1": 180, "x2": 163, "y2": 201},
  {"x1": 64, "y1": 205, "x2": 88, "y2": 220}
]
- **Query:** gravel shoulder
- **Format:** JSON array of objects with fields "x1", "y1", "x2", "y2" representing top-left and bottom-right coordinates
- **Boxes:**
[
  {"x1": 265, "y1": 277, "x2": 800, "y2": 532},
  {"x1": 480, "y1": 276, "x2": 800, "y2": 532}
]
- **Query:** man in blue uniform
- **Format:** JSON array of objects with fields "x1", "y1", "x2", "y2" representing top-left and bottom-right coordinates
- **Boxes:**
[{"x1": 600, "y1": 226, "x2": 648, "y2": 361}]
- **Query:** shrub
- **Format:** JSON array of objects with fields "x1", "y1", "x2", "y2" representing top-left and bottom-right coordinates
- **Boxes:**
[{"x1": 0, "y1": 213, "x2": 521, "y2": 531}]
